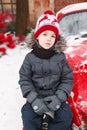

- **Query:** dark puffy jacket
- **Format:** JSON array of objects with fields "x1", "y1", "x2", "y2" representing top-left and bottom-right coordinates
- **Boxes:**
[
  {"x1": 19, "y1": 30, "x2": 73, "y2": 102},
  {"x1": 19, "y1": 51, "x2": 73, "y2": 98}
]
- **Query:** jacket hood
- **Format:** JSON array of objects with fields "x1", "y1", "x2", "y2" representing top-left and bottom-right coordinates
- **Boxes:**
[{"x1": 25, "y1": 30, "x2": 67, "y2": 53}]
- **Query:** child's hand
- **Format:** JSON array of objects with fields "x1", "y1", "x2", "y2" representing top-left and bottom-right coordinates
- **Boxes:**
[
  {"x1": 44, "y1": 95, "x2": 61, "y2": 111},
  {"x1": 32, "y1": 98, "x2": 49, "y2": 115}
]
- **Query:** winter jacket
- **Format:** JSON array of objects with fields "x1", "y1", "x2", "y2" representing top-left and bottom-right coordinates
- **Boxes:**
[{"x1": 19, "y1": 30, "x2": 73, "y2": 103}]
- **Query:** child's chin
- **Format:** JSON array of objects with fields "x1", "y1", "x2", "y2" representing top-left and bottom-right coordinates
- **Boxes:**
[{"x1": 44, "y1": 46, "x2": 51, "y2": 49}]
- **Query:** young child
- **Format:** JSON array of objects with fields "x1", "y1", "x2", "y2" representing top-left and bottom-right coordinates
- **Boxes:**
[{"x1": 19, "y1": 10, "x2": 74, "y2": 130}]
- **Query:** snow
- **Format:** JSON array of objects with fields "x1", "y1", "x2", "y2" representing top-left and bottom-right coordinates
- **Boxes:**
[
  {"x1": 0, "y1": 44, "x2": 29, "y2": 130},
  {"x1": 56, "y1": 2, "x2": 87, "y2": 16}
]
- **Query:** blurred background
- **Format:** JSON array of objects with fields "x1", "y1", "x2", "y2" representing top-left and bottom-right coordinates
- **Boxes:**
[{"x1": 0, "y1": 0, "x2": 87, "y2": 36}]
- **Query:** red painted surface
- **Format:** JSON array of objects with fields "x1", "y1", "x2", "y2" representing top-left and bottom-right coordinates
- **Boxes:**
[{"x1": 56, "y1": 2, "x2": 87, "y2": 129}]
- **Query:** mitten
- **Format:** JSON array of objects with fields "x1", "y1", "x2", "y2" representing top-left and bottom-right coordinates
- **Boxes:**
[
  {"x1": 27, "y1": 91, "x2": 38, "y2": 103},
  {"x1": 32, "y1": 98, "x2": 49, "y2": 115},
  {"x1": 44, "y1": 95, "x2": 61, "y2": 111},
  {"x1": 56, "y1": 90, "x2": 67, "y2": 102}
]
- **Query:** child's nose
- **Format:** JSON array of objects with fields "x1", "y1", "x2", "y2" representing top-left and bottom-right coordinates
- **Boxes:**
[{"x1": 47, "y1": 36, "x2": 51, "y2": 41}]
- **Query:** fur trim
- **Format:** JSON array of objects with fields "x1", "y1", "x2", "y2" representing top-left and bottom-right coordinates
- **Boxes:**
[
  {"x1": 25, "y1": 29, "x2": 35, "y2": 49},
  {"x1": 25, "y1": 29, "x2": 67, "y2": 53},
  {"x1": 54, "y1": 35, "x2": 67, "y2": 53}
]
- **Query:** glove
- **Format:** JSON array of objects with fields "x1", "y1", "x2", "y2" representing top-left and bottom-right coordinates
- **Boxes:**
[
  {"x1": 32, "y1": 98, "x2": 49, "y2": 115},
  {"x1": 44, "y1": 95, "x2": 61, "y2": 111}
]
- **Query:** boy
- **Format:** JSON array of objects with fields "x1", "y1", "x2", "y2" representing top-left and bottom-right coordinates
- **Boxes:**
[{"x1": 19, "y1": 10, "x2": 73, "y2": 130}]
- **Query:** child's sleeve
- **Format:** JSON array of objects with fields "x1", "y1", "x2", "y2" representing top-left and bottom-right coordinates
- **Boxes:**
[
  {"x1": 18, "y1": 53, "x2": 37, "y2": 98},
  {"x1": 55, "y1": 54, "x2": 74, "y2": 103}
]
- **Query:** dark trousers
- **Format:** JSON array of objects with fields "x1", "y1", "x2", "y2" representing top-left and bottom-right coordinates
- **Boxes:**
[{"x1": 21, "y1": 102, "x2": 73, "y2": 130}]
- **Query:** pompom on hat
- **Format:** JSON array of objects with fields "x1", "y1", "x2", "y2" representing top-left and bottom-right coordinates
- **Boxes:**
[{"x1": 34, "y1": 10, "x2": 60, "y2": 42}]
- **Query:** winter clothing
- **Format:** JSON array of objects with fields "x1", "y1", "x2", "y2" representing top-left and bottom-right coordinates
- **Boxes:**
[
  {"x1": 21, "y1": 101, "x2": 73, "y2": 130},
  {"x1": 34, "y1": 10, "x2": 60, "y2": 42},
  {"x1": 26, "y1": 91, "x2": 38, "y2": 103},
  {"x1": 19, "y1": 31, "x2": 73, "y2": 129},
  {"x1": 19, "y1": 51, "x2": 73, "y2": 99},
  {"x1": 32, "y1": 98, "x2": 49, "y2": 115},
  {"x1": 44, "y1": 95, "x2": 61, "y2": 111},
  {"x1": 19, "y1": 31, "x2": 73, "y2": 100},
  {"x1": 19, "y1": 52, "x2": 73, "y2": 102},
  {"x1": 19, "y1": 10, "x2": 73, "y2": 130},
  {"x1": 32, "y1": 43, "x2": 56, "y2": 59}
]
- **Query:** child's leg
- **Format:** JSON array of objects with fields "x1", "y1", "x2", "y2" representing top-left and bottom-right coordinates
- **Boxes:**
[
  {"x1": 21, "y1": 102, "x2": 42, "y2": 130},
  {"x1": 48, "y1": 102, "x2": 73, "y2": 130}
]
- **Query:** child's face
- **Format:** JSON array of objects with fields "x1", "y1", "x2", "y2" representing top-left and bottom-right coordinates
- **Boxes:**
[{"x1": 37, "y1": 30, "x2": 56, "y2": 49}]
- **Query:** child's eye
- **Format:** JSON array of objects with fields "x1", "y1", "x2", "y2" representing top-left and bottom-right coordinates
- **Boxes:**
[
  {"x1": 52, "y1": 35, "x2": 56, "y2": 38},
  {"x1": 43, "y1": 33, "x2": 47, "y2": 36}
]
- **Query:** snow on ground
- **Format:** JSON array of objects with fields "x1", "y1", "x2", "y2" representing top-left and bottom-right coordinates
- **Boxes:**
[{"x1": 0, "y1": 44, "x2": 29, "y2": 130}]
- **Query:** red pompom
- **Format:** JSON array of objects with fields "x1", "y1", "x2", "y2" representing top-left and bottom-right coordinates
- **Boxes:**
[{"x1": 44, "y1": 10, "x2": 54, "y2": 15}]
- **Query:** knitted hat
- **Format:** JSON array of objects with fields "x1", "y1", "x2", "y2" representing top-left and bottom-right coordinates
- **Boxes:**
[{"x1": 34, "y1": 10, "x2": 60, "y2": 41}]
